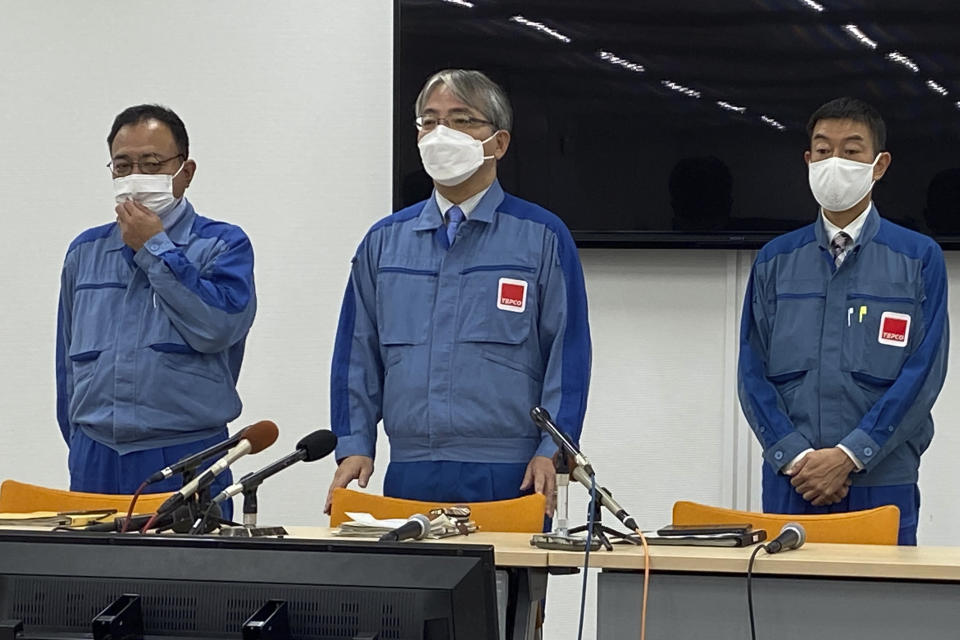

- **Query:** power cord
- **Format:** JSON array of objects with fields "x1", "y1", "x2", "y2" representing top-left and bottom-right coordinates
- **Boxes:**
[{"x1": 746, "y1": 544, "x2": 764, "y2": 640}]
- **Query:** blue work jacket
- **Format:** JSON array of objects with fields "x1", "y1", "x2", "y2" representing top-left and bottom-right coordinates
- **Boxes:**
[
  {"x1": 331, "y1": 180, "x2": 591, "y2": 464},
  {"x1": 56, "y1": 200, "x2": 256, "y2": 454},
  {"x1": 738, "y1": 205, "x2": 948, "y2": 485}
]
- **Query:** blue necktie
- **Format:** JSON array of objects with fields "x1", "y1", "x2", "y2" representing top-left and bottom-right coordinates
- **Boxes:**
[{"x1": 446, "y1": 206, "x2": 464, "y2": 247}]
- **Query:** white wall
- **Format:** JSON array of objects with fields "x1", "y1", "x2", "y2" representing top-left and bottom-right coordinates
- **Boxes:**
[
  {"x1": 1, "y1": 3, "x2": 958, "y2": 639},
  {"x1": 0, "y1": 0, "x2": 394, "y2": 515}
]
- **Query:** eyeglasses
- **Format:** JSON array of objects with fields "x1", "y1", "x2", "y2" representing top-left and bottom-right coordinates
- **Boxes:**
[
  {"x1": 415, "y1": 114, "x2": 494, "y2": 132},
  {"x1": 107, "y1": 153, "x2": 184, "y2": 177}
]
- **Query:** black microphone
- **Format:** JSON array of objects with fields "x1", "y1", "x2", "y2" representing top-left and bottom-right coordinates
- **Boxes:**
[
  {"x1": 143, "y1": 426, "x2": 249, "y2": 484},
  {"x1": 379, "y1": 514, "x2": 432, "y2": 542},
  {"x1": 155, "y1": 420, "x2": 279, "y2": 517},
  {"x1": 210, "y1": 430, "x2": 338, "y2": 504},
  {"x1": 530, "y1": 407, "x2": 594, "y2": 476},
  {"x1": 83, "y1": 513, "x2": 170, "y2": 532},
  {"x1": 764, "y1": 522, "x2": 806, "y2": 554}
]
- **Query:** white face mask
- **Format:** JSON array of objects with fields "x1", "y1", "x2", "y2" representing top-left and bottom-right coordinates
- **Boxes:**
[
  {"x1": 808, "y1": 155, "x2": 880, "y2": 212},
  {"x1": 113, "y1": 162, "x2": 185, "y2": 217},
  {"x1": 418, "y1": 125, "x2": 497, "y2": 187}
]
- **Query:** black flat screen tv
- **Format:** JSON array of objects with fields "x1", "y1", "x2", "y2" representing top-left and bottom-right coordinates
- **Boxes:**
[
  {"x1": 0, "y1": 530, "x2": 499, "y2": 640},
  {"x1": 394, "y1": 0, "x2": 960, "y2": 248}
]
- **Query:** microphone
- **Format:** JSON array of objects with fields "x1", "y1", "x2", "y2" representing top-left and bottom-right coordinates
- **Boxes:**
[
  {"x1": 379, "y1": 513, "x2": 432, "y2": 542},
  {"x1": 143, "y1": 426, "x2": 249, "y2": 484},
  {"x1": 571, "y1": 465, "x2": 639, "y2": 532},
  {"x1": 155, "y1": 420, "x2": 278, "y2": 517},
  {"x1": 764, "y1": 522, "x2": 806, "y2": 554},
  {"x1": 530, "y1": 407, "x2": 594, "y2": 476},
  {"x1": 210, "y1": 430, "x2": 338, "y2": 504}
]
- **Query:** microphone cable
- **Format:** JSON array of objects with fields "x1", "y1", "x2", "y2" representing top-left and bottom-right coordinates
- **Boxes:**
[
  {"x1": 629, "y1": 526, "x2": 650, "y2": 640},
  {"x1": 746, "y1": 543, "x2": 764, "y2": 640},
  {"x1": 189, "y1": 502, "x2": 217, "y2": 535},
  {"x1": 572, "y1": 478, "x2": 649, "y2": 640},
  {"x1": 140, "y1": 512, "x2": 160, "y2": 534},
  {"x1": 576, "y1": 474, "x2": 597, "y2": 640},
  {"x1": 120, "y1": 481, "x2": 149, "y2": 533}
]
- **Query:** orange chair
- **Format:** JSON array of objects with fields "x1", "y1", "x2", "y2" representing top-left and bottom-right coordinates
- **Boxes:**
[
  {"x1": 0, "y1": 479, "x2": 172, "y2": 515},
  {"x1": 672, "y1": 500, "x2": 900, "y2": 545},
  {"x1": 329, "y1": 488, "x2": 546, "y2": 533}
]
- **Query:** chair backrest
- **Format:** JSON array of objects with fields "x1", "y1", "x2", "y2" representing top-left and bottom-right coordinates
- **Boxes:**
[
  {"x1": 329, "y1": 488, "x2": 546, "y2": 533},
  {"x1": 0, "y1": 479, "x2": 172, "y2": 515},
  {"x1": 672, "y1": 500, "x2": 900, "y2": 545}
]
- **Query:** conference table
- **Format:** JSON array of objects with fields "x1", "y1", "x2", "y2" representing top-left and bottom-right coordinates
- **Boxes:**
[
  {"x1": 545, "y1": 536, "x2": 960, "y2": 639},
  {"x1": 288, "y1": 527, "x2": 960, "y2": 639},
  {"x1": 3, "y1": 525, "x2": 960, "y2": 639}
]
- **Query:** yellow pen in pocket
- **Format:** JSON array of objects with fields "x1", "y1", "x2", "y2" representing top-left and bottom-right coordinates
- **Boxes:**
[{"x1": 859, "y1": 305, "x2": 867, "y2": 323}]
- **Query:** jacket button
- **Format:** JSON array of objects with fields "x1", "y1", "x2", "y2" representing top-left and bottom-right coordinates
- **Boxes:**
[
  {"x1": 774, "y1": 451, "x2": 783, "y2": 461},
  {"x1": 759, "y1": 426, "x2": 766, "y2": 433},
  {"x1": 888, "y1": 425, "x2": 895, "y2": 432},
  {"x1": 863, "y1": 447, "x2": 873, "y2": 457}
]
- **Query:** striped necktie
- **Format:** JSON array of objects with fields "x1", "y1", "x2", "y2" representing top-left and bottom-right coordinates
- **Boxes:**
[{"x1": 830, "y1": 231, "x2": 853, "y2": 267}]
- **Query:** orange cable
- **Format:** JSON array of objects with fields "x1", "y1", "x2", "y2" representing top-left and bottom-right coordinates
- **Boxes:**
[
  {"x1": 140, "y1": 513, "x2": 159, "y2": 534},
  {"x1": 120, "y1": 481, "x2": 149, "y2": 533},
  {"x1": 632, "y1": 528, "x2": 650, "y2": 640}
]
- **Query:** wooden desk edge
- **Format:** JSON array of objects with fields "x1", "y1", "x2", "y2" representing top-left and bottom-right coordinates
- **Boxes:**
[{"x1": 545, "y1": 541, "x2": 960, "y2": 581}]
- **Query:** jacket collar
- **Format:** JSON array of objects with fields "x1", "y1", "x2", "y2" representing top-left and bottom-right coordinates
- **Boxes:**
[
  {"x1": 815, "y1": 202, "x2": 880, "y2": 249},
  {"x1": 413, "y1": 179, "x2": 505, "y2": 231}
]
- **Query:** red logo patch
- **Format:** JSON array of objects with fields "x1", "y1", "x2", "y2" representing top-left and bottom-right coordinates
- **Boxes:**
[
  {"x1": 881, "y1": 318, "x2": 907, "y2": 342},
  {"x1": 878, "y1": 311, "x2": 910, "y2": 348},
  {"x1": 497, "y1": 278, "x2": 527, "y2": 313}
]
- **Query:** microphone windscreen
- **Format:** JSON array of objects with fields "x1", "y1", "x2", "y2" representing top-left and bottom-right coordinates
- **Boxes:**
[
  {"x1": 783, "y1": 522, "x2": 806, "y2": 548},
  {"x1": 410, "y1": 513, "x2": 431, "y2": 537},
  {"x1": 297, "y1": 430, "x2": 338, "y2": 462},
  {"x1": 244, "y1": 420, "x2": 279, "y2": 453}
]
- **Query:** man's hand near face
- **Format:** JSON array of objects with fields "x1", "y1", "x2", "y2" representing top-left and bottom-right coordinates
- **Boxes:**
[
  {"x1": 116, "y1": 200, "x2": 164, "y2": 251},
  {"x1": 789, "y1": 447, "x2": 855, "y2": 506}
]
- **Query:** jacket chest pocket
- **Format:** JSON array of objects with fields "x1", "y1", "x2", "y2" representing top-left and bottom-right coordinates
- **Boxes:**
[
  {"x1": 69, "y1": 284, "x2": 129, "y2": 389},
  {"x1": 842, "y1": 282, "x2": 920, "y2": 382},
  {"x1": 457, "y1": 265, "x2": 537, "y2": 347},
  {"x1": 767, "y1": 280, "x2": 826, "y2": 378},
  {"x1": 376, "y1": 265, "x2": 439, "y2": 346},
  {"x1": 70, "y1": 283, "x2": 127, "y2": 358}
]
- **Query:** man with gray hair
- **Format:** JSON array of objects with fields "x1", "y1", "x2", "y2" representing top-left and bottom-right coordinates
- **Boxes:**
[{"x1": 326, "y1": 69, "x2": 591, "y2": 516}]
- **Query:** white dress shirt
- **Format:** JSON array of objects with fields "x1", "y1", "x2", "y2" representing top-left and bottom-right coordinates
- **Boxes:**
[{"x1": 434, "y1": 184, "x2": 492, "y2": 221}]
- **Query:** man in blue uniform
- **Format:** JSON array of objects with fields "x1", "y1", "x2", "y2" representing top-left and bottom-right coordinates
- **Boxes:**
[
  {"x1": 57, "y1": 105, "x2": 257, "y2": 517},
  {"x1": 738, "y1": 97, "x2": 948, "y2": 544},
  {"x1": 326, "y1": 70, "x2": 591, "y2": 516}
]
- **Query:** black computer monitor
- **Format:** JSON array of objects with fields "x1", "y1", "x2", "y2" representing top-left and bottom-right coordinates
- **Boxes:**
[{"x1": 0, "y1": 530, "x2": 499, "y2": 640}]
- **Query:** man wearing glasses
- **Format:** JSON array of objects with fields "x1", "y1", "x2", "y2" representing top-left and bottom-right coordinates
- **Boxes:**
[
  {"x1": 326, "y1": 70, "x2": 591, "y2": 517},
  {"x1": 56, "y1": 105, "x2": 256, "y2": 516}
]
